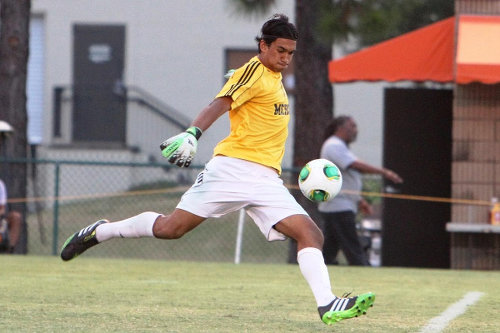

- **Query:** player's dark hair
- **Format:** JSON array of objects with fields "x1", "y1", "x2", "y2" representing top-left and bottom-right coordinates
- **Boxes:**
[
  {"x1": 324, "y1": 115, "x2": 352, "y2": 141},
  {"x1": 255, "y1": 13, "x2": 298, "y2": 53}
]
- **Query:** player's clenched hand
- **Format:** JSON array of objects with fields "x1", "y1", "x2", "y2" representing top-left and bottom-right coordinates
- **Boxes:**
[{"x1": 160, "y1": 126, "x2": 202, "y2": 167}]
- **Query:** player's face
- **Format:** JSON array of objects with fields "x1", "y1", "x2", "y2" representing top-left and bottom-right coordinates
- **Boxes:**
[{"x1": 258, "y1": 38, "x2": 296, "y2": 73}]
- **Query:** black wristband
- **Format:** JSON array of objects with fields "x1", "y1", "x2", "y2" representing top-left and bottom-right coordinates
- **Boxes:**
[{"x1": 186, "y1": 126, "x2": 203, "y2": 140}]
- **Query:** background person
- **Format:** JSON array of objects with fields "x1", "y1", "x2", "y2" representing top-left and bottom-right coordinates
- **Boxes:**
[
  {"x1": 319, "y1": 115, "x2": 403, "y2": 266},
  {"x1": 0, "y1": 179, "x2": 22, "y2": 253}
]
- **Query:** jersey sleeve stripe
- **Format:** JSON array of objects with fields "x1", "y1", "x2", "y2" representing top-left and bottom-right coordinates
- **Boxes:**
[
  {"x1": 224, "y1": 61, "x2": 261, "y2": 97},
  {"x1": 225, "y1": 61, "x2": 258, "y2": 96}
]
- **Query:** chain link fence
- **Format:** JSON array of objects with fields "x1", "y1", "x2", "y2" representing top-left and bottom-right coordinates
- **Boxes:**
[
  {"x1": 3, "y1": 158, "x2": 385, "y2": 264},
  {"x1": 5, "y1": 159, "x2": 307, "y2": 263}
]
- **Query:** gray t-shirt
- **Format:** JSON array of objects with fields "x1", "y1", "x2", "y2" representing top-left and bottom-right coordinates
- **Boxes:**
[{"x1": 318, "y1": 136, "x2": 362, "y2": 213}]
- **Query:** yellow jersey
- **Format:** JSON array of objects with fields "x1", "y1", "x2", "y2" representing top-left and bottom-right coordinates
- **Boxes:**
[{"x1": 213, "y1": 56, "x2": 290, "y2": 174}]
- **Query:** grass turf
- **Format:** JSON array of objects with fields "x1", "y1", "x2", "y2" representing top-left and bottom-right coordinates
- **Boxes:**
[{"x1": 1, "y1": 255, "x2": 499, "y2": 332}]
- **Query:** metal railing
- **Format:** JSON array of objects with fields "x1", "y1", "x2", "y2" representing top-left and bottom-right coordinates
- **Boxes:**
[{"x1": 51, "y1": 84, "x2": 191, "y2": 162}]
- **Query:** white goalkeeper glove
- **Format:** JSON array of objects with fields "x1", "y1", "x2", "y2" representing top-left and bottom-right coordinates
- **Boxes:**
[{"x1": 160, "y1": 126, "x2": 202, "y2": 167}]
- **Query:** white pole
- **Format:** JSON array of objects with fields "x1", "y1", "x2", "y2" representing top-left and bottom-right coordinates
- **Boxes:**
[{"x1": 234, "y1": 208, "x2": 246, "y2": 264}]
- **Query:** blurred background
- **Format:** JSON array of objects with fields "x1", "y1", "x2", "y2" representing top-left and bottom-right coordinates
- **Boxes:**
[{"x1": 1, "y1": 0, "x2": 499, "y2": 270}]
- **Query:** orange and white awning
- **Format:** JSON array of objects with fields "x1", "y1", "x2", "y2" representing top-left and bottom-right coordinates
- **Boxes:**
[{"x1": 329, "y1": 15, "x2": 500, "y2": 85}]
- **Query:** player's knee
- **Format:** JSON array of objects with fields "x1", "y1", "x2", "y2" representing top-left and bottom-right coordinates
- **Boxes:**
[
  {"x1": 303, "y1": 221, "x2": 324, "y2": 248},
  {"x1": 295, "y1": 221, "x2": 324, "y2": 249}
]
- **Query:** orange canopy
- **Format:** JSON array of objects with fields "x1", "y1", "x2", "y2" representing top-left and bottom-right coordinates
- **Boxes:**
[
  {"x1": 329, "y1": 15, "x2": 500, "y2": 84},
  {"x1": 329, "y1": 17, "x2": 455, "y2": 83}
]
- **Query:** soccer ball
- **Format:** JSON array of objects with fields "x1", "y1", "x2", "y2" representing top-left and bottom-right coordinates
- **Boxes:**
[{"x1": 298, "y1": 159, "x2": 342, "y2": 202}]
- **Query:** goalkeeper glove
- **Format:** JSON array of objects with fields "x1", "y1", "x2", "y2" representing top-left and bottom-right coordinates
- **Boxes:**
[{"x1": 160, "y1": 126, "x2": 203, "y2": 167}]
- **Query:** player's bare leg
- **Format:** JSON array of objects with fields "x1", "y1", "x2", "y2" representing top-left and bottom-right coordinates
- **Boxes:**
[
  {"x1": 274, "y1": 214, "x2": 324, "y2": 251},
  {"x1": 152, "y1": 209, "x2": 206, "y2": 239}
]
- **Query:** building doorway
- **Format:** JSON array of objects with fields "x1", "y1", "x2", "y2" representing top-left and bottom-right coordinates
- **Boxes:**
[
  {"x1": 382, "y1": 87, "x2": 452, "y2": 268},
  {"x1": 72, "y1": 24, "x2": 126, "y2": 145}
]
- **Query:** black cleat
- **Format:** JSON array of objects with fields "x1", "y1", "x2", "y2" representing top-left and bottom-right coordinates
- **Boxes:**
[{"x1": 60, "y1": 220, "x2": 108, "y2": 261}]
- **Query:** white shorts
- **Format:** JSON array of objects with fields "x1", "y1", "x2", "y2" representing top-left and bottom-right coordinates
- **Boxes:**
[{"x1": 176, "y1": 156, "x2": 308, "y2": 241}]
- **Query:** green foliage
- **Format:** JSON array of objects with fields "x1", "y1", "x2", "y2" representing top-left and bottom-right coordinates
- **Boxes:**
[
  {"x1": 355, "y1": 0, "x2": 454, "y2": 46},
  {"x1": 226, "y1": 0, "x2": 278, "y2": 19},
  {"x1": 316, "y1": 0, "x2": 361, "y2": 44},
  {"x1": 362, "y1": 175, "x2": 383, "y2": 205},
  {"x1": 312, "y1": 0, "x2": 454, "y2": 47},
  {"x1": 228, "y1": 0, "x2": 454, "y2": 48}
]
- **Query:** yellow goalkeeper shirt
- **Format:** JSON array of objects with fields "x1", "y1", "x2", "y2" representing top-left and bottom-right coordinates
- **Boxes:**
[{"x1": 213, "y1": 56, "x2": 290, "y2": 174}]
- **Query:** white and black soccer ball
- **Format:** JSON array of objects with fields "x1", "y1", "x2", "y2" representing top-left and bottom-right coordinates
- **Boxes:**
[{"x1": 298, "y1": 159, "x2": 343, "y2": 202}]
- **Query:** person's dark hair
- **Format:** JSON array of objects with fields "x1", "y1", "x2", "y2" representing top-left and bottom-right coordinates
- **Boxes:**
[
  {"x1": 255, "y1": 13, "x2": 298, "y2": 53},
  {"x1": 323, "y1": 115, "x2": 352, "y2": 141}
]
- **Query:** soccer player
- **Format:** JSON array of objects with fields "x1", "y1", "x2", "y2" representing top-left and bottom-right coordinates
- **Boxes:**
[{"x1": 60, "y1": 14, "x2": 374, "y2": 325}]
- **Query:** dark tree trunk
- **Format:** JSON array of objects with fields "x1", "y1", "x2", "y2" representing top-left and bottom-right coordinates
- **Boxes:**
[
  {"x1": 293, "y1": 0, "x2": 334, "y2": 167},
  {"x1": 0, "y1": 0, "x2": 31, "y2": 253},
  {"x1": 289, "y1": 0, "x2": 334, "y2": 263}
]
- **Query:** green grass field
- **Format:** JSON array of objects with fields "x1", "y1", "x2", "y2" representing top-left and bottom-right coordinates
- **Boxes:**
[{"x1": 1, "y1": 255, "x2": 499, "y2": 332}]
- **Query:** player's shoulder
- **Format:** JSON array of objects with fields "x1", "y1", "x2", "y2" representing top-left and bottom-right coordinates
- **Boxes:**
[{"x1": 230, "y1": 57, "x2": 264, "y2": 81}]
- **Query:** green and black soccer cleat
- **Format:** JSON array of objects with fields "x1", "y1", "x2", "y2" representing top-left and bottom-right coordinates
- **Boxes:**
[
  {"x1": 60, "y1": 219, "x2": 108, "y2": 261},
  {"x1": 318, "y1": 292, "x2": 375, "y2": 325}
]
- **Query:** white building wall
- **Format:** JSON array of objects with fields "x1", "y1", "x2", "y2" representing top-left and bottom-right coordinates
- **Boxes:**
[
  {"x1": 334, "y1": 82, "x2": 388, "y2": 166},
  {"x1": 31, "y1": 0, "x2": 297, "y2": 166}
]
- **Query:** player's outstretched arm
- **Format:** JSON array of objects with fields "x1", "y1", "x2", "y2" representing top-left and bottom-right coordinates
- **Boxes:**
[
  {"x1": 191, "y1": 96, "x2": 232, "y2": 132},
  {"x1": 160, "y1": 97, "x2": 232, "y2": 167}
]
